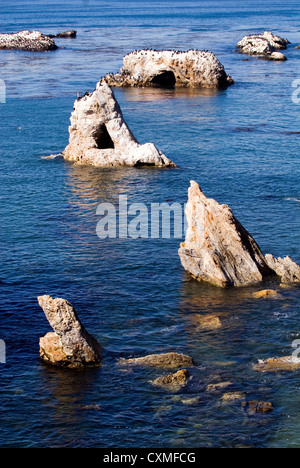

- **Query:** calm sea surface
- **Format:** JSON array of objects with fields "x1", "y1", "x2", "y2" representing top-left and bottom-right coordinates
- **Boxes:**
[{"x1": 0, "y1": 0, "x2": 300, "y2": 448}]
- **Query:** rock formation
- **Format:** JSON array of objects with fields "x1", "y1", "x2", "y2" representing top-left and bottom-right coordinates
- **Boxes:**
[
  {"x1": 48, "y1": 30, "x2": 77, "y2": 38},
  {"x1": 179, "y1": 181, "x2": 300, "y2": 288},
  {"x1": 63, "y1": 81, "x2": 175, "y2": 167},
  {"x1": 252, "y1": 289, "x2": 280, "y2": 299},
  {"x1": 38, "y1": 295, "x2": 102, "y2": 368},
  {"x1": 0, "y1": 30, "x2": 57, "y2": 51},
  {"x1": 151, "y1": 369, "x2": 190, "y2": 390},
  {"x1": 253, "y1": 357, "x2": 300, "y2": 372},
  {"x1": 104, "y1": 49, "x2": 234, "y2": 89},
  {"x1": 118, "y1": 352, "x2": 194, "y2": 368},
  {"x1": 237, "y1": 31, "x2": 290, "y2": 60}
]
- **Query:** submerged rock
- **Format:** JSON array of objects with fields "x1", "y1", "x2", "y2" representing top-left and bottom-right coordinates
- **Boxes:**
[
  {"x1": 38, "y1": 295, "x2": 102, "y2": 368},
  {"x1": 104, "y1": 49, "x2": 234, "y2": 89},
  {"x1": 206, "y1": 381, "x2": 233, "y2": 393},
  {"x1": 0, "y1": 30, "x2": 58, "y2": 51},
  {"x1": 118, "y1": 352, "x2": 194, "y2": 369},
  {"x1": 190, "y1": 314, "x2": 222, "y2": 330},
  {"x1": 253, "y1": 357, "x2": 300, "y2": 372},
  {"x1": 151, "y1": 369, "x2": 190, "y2": 390},
  {"x1": 179, "y1": 181, "x2": 300, "y2": 288},
  {"x1": 237, "y1": 31, "x2": 290, "y2": 60},
  {"x1": 242, "y1": 401, "x2": 274, "y2": 414},
  {"x1": 63, "y1": 81, "x2": 175, "y2": 168},
  {"x1": 221, "y1": 392, "x2": 246, "y2": 402},
  {"x1": 252, "y1": 289, "x2": 281, "y2": 299}
]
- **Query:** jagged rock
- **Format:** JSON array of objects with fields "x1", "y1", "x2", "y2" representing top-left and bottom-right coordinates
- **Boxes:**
[
  {"x1": 179, "y1": 181, "x2": 300, "y2": 288},
  {"x1": 237, "y1": 31, "x2": 289, "y2": 60},
  {"x1": 38, "y1": 295, "x2": 101, "y2": 368},
  {"x1": 265, "y1": 254, "x2": 300, "y2": 284},
  {"x1": 0, "y1": 30, "x2": 57, "y2": 51},
  {"x1": 253, "y1": 289, "x2": 281, "y2": 299},
  {"x1": 63, "y1": 81, "x2": 175, "y2": 168},
  {"x1": 179, "y1": 181, "x2": 274, "y2": 287},
  {"x1": 296, "y1": 45, "x2": 300, "y2": 50},
  {"x1": 104, "y1": 49, "x2": 234, "y2": 89},
  {"x1": 118, "y1": 352, "x2": 194, "y2": 369},
  {"x1": 48, "y1": 30, "x2": 77, "y2": 38},
  {"x1": 151, "y1": 369, "x2": 190, "y2": 390},
  {"x1": 253, "y1": 357, "x2": 300, "y2": 372}
]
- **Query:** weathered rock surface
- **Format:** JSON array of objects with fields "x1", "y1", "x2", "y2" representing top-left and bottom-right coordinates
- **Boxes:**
[
  {"x1": 253, "y1": 357, "x2": 300, "y2": 372},
  {"x1": 0, "y1": 30, "x2": 58, "y2": 51},
  {"x1": 118, "y1": 352, "x2": 194, "y2": 369},
  {"x1": 104, "y1": 49, "x2": 234, "y2": 89},
  {"x1": 179, "y1": 181, "x2": 300, "y2": 288},
  {"x1": 151, "y1": 369, "x2": 190, "y2": 390},
  {"x1": 63, "y1": 81, "x2": 175, "y2": 168},
  {"x1": 48, "y1": 30, "x2": 77, "y2": 38},
  {"x1": 206, "y1": 381, "x2": 233, "y2": 393},
  {"x1": 221, "y1": 392, "x2": 246, "y2": 402},
  {"x1": 38, "y1": 295, "x2": 102, "y2": 368},
  {"x1": 237, "y1": 31, "x2": 290, "y2": 60},
  {"x1": 265, "y1": 254, "x2": 300, "y2": 284}
]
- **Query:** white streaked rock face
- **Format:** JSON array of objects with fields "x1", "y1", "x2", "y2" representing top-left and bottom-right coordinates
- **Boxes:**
[
  {"x1": 179, "y1": 181, "x2": 300, "y2": 288},
  {"x1": 63, "y1": 81, "x2": 176, "y2": 168},
  {"x1": 0, "y1": 30, "x2": 57, "y2": 51},
  {"x1": 104, "y1": 49, "x2": 234, "y2": 89}
]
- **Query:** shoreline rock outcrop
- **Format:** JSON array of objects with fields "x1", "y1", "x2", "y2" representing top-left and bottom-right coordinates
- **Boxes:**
[
  {"x1": 237, "y1": 31, "x2": 290, "y2": 60},
  {"x1": 254, "y1": 357, "x2": 300, "y2": 372},
  {"x1": 104, "y1": 49, "x2": 234, "y2": 89},
  {"x1": 63, "y1": 81, "x2": 175, "y2": 168},
  {"x1": 0, "y1": 30, "x2": 58, "y2": 51},
  {"x1": 38, "y1": 295, "x2": 102, "y2": 368},
  {"x1": 178, "y1": 181, "x2": 300, "y2": 288}
]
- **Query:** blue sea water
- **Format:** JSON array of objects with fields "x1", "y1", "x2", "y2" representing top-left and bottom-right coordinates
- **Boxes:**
[{"x1": 0, "y1": 0, "x2": 300, "y2": 448}]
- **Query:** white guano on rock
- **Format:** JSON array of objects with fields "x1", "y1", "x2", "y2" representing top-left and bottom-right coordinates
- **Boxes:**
[{"x1": 104, "y1": 49, "x2": 234, "y2": 88}]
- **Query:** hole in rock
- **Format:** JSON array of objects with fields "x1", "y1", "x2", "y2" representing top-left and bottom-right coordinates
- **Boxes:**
[
  {"x1": 93, "y1": 124, "x2": 115, "y2": 149},
  {"x1": 151, "y1": 71, "x2": 176, "y2": 87}
]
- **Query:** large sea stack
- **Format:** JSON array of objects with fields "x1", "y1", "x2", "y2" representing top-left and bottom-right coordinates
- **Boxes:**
[
  {"x1": 104, "y1": 49, "x2": 234, "y2": 88},
  {"x1": 38, "y1": 295, "x2": 102, "y2": 368},
  {"x1": 63, "y1": 81, "x2": 175, "y2": 167},
  {"x1": 178, "y1": 181, "x2": 300, "y2": 288}
]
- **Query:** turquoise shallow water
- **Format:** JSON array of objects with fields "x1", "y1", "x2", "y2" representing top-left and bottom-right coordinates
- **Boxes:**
[{"x1": 0, "y1": 0, "x2": 300, "y2": 448}]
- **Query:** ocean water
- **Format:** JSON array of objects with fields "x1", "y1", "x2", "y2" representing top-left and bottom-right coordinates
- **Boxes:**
[{"x1": 0, "y1": 0, "x2": 300, "y2": 448}]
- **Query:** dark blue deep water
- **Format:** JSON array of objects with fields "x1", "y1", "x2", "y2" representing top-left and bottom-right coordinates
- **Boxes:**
[{"x1": 0, "y1": 0, "x2": 300, "y2": 448}]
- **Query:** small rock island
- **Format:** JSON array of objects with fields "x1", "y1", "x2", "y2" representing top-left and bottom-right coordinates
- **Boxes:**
[
  {"x1": 237, "y1": 31, "x2": 290, "y2": 60},
  {"x1": 63, "y1": 81, "x2": 176, "y2": 168},
  {"x1": 38, "y1": 295, "x2": 102, "y2": 368},
  {"x1": 104, "y1": 49, "x2": 234, "y2": 88},
  {"x1": 178, "y1": 181, "x2": 300, "y2": 288},
  {"x1": 0, "y1": 30, "x2": 58, "y2": 51}
]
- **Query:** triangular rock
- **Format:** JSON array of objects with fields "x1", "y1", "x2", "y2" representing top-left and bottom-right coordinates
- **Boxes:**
[{"x1": 63, "y1": 82, "x2": 175, "y2": 168}]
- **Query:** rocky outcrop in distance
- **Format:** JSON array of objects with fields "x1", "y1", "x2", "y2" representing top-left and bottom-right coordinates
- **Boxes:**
[
  {"x1": 48, "y1": 30, "x2": 77, "y2": 38},
  {"x1": 38, "y1": 295, "x2": 102, "y2": 368},
  {"x1": 104, "y1": 49, "x2": 234, "y2": 89},
  {"x1": 0, "y1": 30, "x2": 58, "y2": 51},
  {"x1": 237, "y1": 31, "x2": 290, "y2": 60},
  {"x1": 178, "y1": 181, "x2": 300, "y2": 288},
  {"x1": 63, "y1": 81, "x2": 175, "y2": 168}
]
